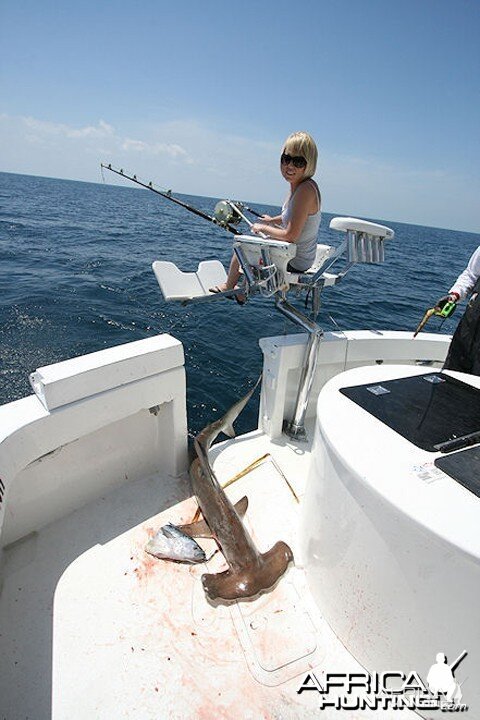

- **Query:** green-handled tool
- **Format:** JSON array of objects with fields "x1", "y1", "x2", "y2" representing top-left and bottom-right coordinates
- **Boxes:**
[
  {"x1": 435, "y1": 299, "x2": 457, "y2": 318},
  {"x1": 413, "y1": 298, "x2": 456, "y2": 338}
]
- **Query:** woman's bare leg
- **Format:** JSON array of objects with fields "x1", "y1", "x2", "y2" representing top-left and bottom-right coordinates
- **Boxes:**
[{"x1": 211, "y1": 254, "x2": 241, "y2": 292}]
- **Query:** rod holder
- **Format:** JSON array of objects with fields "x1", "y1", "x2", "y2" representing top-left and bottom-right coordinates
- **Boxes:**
[
  {"x1": 331, "y1": 216, "x2": 393, "y2": 266},
  {"x1": 347, "y1": 231, "x2": 385, "y2": 264}
]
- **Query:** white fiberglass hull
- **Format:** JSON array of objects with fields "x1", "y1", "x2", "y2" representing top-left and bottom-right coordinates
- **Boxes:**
[{"x1": 303, "y1": 364, "x2": 480, "y2": 714}]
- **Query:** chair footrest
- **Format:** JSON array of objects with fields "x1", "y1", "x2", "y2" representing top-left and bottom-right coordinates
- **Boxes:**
[{"x1": 152, "y1": 260, "x2": 227, "y2": 301}]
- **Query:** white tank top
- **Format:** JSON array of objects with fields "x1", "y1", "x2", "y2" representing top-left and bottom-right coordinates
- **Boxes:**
[{"x1": 281, "y1": 180, "x2": 321, "y2": 271}]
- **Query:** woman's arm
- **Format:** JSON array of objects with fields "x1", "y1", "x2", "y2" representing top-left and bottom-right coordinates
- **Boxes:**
[
  {"x1": 251, "y1": 183, "x2": 318, "y2": 242},
  {"x1": 260, "y1": 213, "x2": 283, "y2": 226}
]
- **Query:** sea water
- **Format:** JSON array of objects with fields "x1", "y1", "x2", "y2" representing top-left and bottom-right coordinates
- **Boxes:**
[{"x1": 0, "y1": 171, "x2": 479, "y2": 436}]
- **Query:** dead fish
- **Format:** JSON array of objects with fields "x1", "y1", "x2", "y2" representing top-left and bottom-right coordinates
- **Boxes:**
[
  {"x1": 145, "y1": 523, "x2": 207, "y2": 564},
  {"x1": 191, "y1": 375, "x2": 294, "y2": 602},
  {"x1": 177, "y1": 496, "x2": 249, "y2": 538}
]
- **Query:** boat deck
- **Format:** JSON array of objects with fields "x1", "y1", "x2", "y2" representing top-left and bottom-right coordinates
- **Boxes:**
[{"x1": 0, "y1": 425, "x2": 417, "y2": 719}]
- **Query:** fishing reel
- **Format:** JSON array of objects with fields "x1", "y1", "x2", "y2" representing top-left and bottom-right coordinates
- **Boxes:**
[{"x1": 213, "y1": 200, "x2": 243, "y2": 228}]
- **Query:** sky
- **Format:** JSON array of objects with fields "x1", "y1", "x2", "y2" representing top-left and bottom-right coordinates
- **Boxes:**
[{"x1": 0, "y1": 0, "x2": 479, "y2": 232}]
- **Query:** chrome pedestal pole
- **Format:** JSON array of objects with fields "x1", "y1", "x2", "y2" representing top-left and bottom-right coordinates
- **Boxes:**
[{"x1": 275, "y1": 295, "x2": 323, "y2": 441}]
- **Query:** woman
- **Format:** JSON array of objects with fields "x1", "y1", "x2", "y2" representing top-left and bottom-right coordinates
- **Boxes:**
[{"x1": 211, "y1": 131, "x2": 321, "y2": 299}]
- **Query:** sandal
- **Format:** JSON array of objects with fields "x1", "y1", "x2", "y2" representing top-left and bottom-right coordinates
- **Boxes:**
[
  {"x1": 209, "y1": 285, "x2": 227, "y2": 294},
  {"x1": 210, "y1": 285, "x2": 235, "y2": 301},
  {"x1": 209, "y1": 286, "x2": 246, "y2": 305}
]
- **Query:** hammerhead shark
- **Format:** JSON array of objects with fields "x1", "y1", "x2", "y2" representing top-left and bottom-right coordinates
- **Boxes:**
[{"x1": 187, "y1": 376, "x2": 294, "y2": 602}]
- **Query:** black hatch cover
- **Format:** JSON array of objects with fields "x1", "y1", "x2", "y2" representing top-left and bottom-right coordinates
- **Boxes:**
[
  {"x1": 435, "y1": 447, "x2": 480, "y2": 499},
  {"x1": 340, "y1": 372, "x2": 480, "y2": 453}
]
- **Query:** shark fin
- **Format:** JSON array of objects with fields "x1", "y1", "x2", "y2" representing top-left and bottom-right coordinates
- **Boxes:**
[{"x1": 223, "y1": 423, "x2": 236, "y2": 439}]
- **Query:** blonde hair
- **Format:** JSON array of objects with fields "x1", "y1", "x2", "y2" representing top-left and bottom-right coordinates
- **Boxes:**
[{"x1": 282, "y1": 131, "x2": 318, "y2": 179}]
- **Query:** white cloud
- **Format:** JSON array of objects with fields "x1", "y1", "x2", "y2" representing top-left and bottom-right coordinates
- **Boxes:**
[
  {"x1": 22, "y1": 116, "x2": 114, "y2": 139},
  {"x1": 0, "y1": 113, "x2": 282, "y2": 201},
  {"x1": 66, "y1": 119, "x2": 114, "y2": 138},
  {"x1": 121, "y1": 138, "x2": 149, "y2": 152},
  {"x1": 121, "y1": 137, "x2": 192, "y2": 161},
  {"x1": 0, "y1": 114, "x2": 194, "y2": 178},
  {"x1": 0, "y1": 113, "x2": 478, "y2": 232}
]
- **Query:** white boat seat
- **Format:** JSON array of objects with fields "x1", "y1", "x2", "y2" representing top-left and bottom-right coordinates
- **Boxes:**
[
  {"x1": 233, "y1": 236, "x2": 337, "y2": 294},
  {"x1": 286, "y1": 243, "x2": 335, "y2": 285},
  {"x1": 233, "y1": 235, "x2": 295, "y2": 292},
  {"x1": 234, "y1": 236, "x2": 335, "y2": 291},
  {"x1": 153, "y1": 238, "x2": 337, "y2": 302},
  {"x1": 152, "y1": 216, "x2": 393, "y2": 303},
  {"x1": 233, "y1": 235, "x2": 295, "y2": 263}
]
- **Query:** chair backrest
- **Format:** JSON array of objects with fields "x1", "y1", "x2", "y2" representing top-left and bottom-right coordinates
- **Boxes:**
[
  {"x1": 233, "y1": 235, "x2": 297, "y2": 294},
  {"x1": 234, "y1": 236, "x2": 337, "y2": 293}
]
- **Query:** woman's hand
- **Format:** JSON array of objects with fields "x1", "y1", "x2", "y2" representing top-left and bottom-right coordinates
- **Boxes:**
[{"x1": 251, "y1": 223, "x2": 264, "y2": 234}]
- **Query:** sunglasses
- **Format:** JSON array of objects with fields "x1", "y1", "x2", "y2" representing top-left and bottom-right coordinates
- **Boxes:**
[{"x1": 281, "y1": 153, "x2": 307, "y2": 169}]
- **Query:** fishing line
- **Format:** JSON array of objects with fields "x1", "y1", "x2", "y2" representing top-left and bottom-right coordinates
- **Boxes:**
[
  {"x1": 415, "y1": 376, "x2": 440, "y2": 438},
  {"x1": 327, "y1": 313, "x2": 342, "y2": 332},
  {"x1": 304, "y1": 287, "x2": 311, "y2": 311},
  {"x1": 101, "y1": 163, "x2": 243, "y2": 235}
]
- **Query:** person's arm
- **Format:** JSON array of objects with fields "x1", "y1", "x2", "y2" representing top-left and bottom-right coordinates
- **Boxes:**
[
  {"x1": 434, "y1": 245, "x2": 480, "y2": 309},
  {"x1": 449, "y1": 246, "x2": 480, "y2": 300},
  {"x1": 260, "y1": 213, "x2": 282, "y2": 226},
  {"x1": 251, "y1": 183, "x2": 316, "y2": 243}
]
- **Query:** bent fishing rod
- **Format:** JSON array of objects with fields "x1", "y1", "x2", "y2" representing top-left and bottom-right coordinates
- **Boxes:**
[{"x1": 101, "y1": 163, "x2": 262, "y2": 235}]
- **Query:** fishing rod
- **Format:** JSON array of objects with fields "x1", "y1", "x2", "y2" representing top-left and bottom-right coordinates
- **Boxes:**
[
  {"x1": 101, "y1": 163, "x2": 262, "y2": 235},
  {"x1": 238, "y1": 203, "x2": 263, "y2": 219}
]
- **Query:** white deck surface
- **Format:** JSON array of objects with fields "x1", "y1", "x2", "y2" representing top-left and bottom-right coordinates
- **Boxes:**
[{"x1": 0, "y1": 425, "x2": 418, "y2": 720}]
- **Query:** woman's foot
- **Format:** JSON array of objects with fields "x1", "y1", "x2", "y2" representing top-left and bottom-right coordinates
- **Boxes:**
[
  {"x1": 209, "y1": 284, "x2": 230, "y2": 294},
  {"x1": 209, "y1": 284, "x2": 246, "y2": 305}
]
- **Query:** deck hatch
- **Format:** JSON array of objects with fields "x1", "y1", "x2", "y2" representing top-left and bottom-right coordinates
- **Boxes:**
[
  {"x1": 435, "y1": 447, "x2": 480, "y2": 499},
  {"x1": 340, "y1": 372, "x2": 480, "y2": 452}
]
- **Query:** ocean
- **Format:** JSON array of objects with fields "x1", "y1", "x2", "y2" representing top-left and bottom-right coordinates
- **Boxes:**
[{"x1": 1, "y1": 170, "x2": 479, "y2": 436}]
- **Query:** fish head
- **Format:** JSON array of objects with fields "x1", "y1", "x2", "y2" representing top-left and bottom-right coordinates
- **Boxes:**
[{"x1": 145, "y1": 524, "x2": 207, "y2": 564}]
